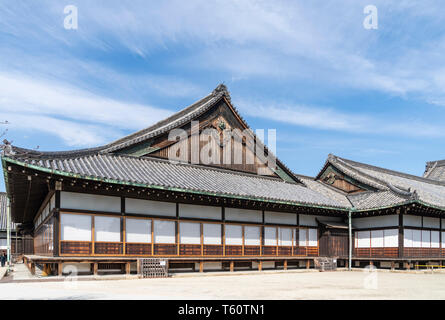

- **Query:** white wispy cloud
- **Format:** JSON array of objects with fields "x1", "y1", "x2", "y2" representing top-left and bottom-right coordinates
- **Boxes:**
[
  {"x1": 0, "y1": 72, "x2": 173, "y2": 146},
  {"x1": 1, "y1": 0, "x2": 445, "y2": 148},
  {"x1": 238, "y1": 100, "x2": 445, "y2": 138}
]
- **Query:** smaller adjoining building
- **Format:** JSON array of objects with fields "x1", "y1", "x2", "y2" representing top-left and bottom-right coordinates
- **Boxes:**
[{"x1": 0, "y1": 192, "x2": 33, "y2": 260}]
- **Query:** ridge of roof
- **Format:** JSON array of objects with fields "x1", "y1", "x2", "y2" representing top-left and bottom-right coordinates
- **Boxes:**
[
  {"x1": 101, "y1": 85, "x2": 228, "y2": 153},
  {"x1": 426, "y1": 159, "x2": 445, "y2": 167},
  {"x1": 424, "y1": 159, "x2": 445, "y2": 180},
  {"x1": 424, "y1": 161, "x2": 438, "y2": 178}
]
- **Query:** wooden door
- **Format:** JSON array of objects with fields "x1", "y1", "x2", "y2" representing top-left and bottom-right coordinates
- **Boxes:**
[{"x1": 319, "y1": 228, "x2": 349, "y2": 258}]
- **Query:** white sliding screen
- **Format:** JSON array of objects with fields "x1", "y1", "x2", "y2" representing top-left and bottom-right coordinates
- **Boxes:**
[
  {"x1": 412, "y1": 229, "x2": 421, "y2": 247},
  {"x1": 126, "y1": 218, "x2": 151, "y2": 243},
  {"x1": 442, "y1": 232, "x2": 445, "y2": 248},
  {"x1": 308, "y1": 228, "x2": 318, "y2": 247},
  {"x1": 154, "y1": 220, "x2": 176, "y2": 244},
  {"x1": 371, "y1": 230, "x2": 384, "y2": 248},
  {"x1": 431, "y1": 231, "x2": 440, "y2": 248},
  {"x1": 264, "y1": 227, "x2": 277, "y2": 246},
  {"x1": 421, "y1": 230, "x2": 431, "y2": 248},
  {"x1": 299, "y1": 229, "x2": 307, "y2": 246},
  {"x1": 61, "y1": 213, "x2": 92, "y2": 241},
  {"x1": 278, "y1": 228, "x2": 292, "y2": 246},
  {"x1": 94, "y1": 216, "x2": 121, "y2": 242},
  {"x1": 383, "y1": 229, "x2": 398, "y2": 247},
  {"x1": 356, "y1": 231, "x2": 371, "y2": 248},
  {"x1": 225, "y1": 225, "x2": 242, "y2": 245},
  {"x1": 244, "y1": 226, "x2": 261, "y2": 246},
  {"x1": 179, "y1": 222, "x2": 201, "y2": 244},
  {"x1": 203, "y1": 223, "x2": 221, "y2": 245},
  {"x1": 404, "y1": 229, "x2": 413, "y2": 248}
]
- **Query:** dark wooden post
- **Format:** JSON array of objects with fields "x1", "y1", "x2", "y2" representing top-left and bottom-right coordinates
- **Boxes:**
[
  {"x1": 284, "y1": 259, "x2": 288, "y2": 270},
  {"x1": 58, "y1": 263, "x2": 63, "y2": 276},
  {"x1": 230, "y1": 261, "x2": 234, "y2": 272},
  {"x1": 53, "y1": 190, "x2": 61, "y2": 257},
  {"x1": 30, "y1": 262, "x2": 35, "y2": 275},
  {"x1": 121, "y1": 197, "x2": 125, "y2": 255},
  {"x1": 398, "y1": 212, "x2": 404, "y2": 258}
]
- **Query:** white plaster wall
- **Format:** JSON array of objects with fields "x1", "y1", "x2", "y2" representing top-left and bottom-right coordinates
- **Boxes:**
[
  {"x1": 299, "y1": 214, "x2": 317, "y2": 226},
  {"x1": 423, "y1": 217, "x2": 440, "y2": 228},
  {"x1": 403, "y1": 215, "x2": 422, "y2": 227},
  {"x1": 353, "y1": 215, "x2": 398, "y2": 228},
  {"x1": 126, "y1": 198, "x2": 176, "y2": 217},
  {"x1": 179, "y1": 204, "x2": 222, "y2": 220},
  {"x1": 61, "y1": 191, "x2": 120, "y2": 213},
  {"x1": 225, "y1": 208, "x2": 262, "y2": 223},
  {"x1": 265, "y1": 211, "x2": 297, "y2": 225}
]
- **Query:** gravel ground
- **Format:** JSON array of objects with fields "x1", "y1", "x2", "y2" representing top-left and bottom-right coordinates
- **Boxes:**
[{"x1": 1, "y1": 270, "x2": 445, "y2": 300}]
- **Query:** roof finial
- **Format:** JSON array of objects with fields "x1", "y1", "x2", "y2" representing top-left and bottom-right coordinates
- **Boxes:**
[
  {"x1": 1, "y1": 139, "x2": 15, "y2": 156},
  {"x1": 212, "y1": 83, "x2": 231, "y2": 102}
]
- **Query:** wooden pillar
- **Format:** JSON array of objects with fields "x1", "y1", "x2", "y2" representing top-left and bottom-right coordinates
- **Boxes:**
[
  {"x1": 284, "y1": 260, "x2": 288, "y2": 270},
  {"x1": 54, "y1": 190, "x2": 61, "y2": 257},
  {"x1": 30, "y1": 263, "x2": 35, "y2": 275},
  {"x1": 199, "y1": 261, "x2": 204, "y2": 273},
  {"x1": 136, "y1": 259, "x2": 141, "y2": 275},
  {"x1": 258, "y1": 261, "x2": 262, "y2": 271},
  {"x1": 58, "y1": 263, "x2": 63, "y2": 276},
  {"x1": 93, "y1": 263, "x2": 98, "y2": 275},
  {"x1": 398, "y1": 212, "x2": 404, "y2": 258},
  {"x1": 230, "y1": 261, "x2": 234, "y2": 272},
  {"x1": 126, "y1": 262, "x2": 131, "y2": 275},
  {"x1": 306, "y1": 259, "x2": 310, "y2": 269}
]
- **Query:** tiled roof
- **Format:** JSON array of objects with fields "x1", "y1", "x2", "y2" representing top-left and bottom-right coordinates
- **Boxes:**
[
  {"x1": 296, "y1": 175, "x2": 352, "y2": 208},
  {"x1": 424, "y1": 160, "x2": 445, "y2": 182},
  {"x1": 328, "y1": 155, "x2": 445, "y2": 210},
  {"x1": 347, "y1": 191, "x2": 409, "y2": 210},
  {"x1": 3, "y1": 84, "x2": 303, "y2": 185},
  {"x1": 5, "y1": 154, "x2": 347, "y2": 209}
]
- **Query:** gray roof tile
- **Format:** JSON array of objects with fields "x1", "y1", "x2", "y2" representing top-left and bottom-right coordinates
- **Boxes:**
[
  {"x1": 330, "y1": 155, "x2": 445, "y2": 210},
  {"x1": 9, "y1": 154, "x2": 346, "y2": 209}
]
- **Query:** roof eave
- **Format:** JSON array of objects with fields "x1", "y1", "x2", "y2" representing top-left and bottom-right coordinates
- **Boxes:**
[{"x1": 3, "y1": 156, "x2": 349, "y2": 212}]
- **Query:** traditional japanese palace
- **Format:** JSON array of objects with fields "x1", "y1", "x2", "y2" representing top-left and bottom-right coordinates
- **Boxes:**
[{"x1": 2, "y1": 84, "x2": 445, "y2": 275}]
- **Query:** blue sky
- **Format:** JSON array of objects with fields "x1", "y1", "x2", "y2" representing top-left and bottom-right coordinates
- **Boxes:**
[{"x1": 1, "y1": 1, "x2": 445, "y2": 191}]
